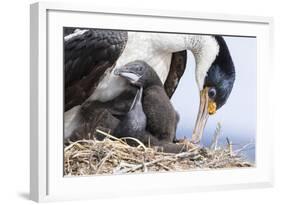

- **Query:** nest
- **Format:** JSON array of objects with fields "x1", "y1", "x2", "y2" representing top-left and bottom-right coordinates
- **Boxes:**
[{"x1": 64, "y1": 129, "x2": 253, "y2": 176}]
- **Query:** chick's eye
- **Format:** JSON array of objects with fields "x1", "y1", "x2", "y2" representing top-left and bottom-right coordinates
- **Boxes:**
[{"x1": 208, "y1": 88, "x2": 216, "y2": 99}]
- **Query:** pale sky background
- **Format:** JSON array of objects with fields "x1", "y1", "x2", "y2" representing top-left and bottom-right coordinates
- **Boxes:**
[{"x1": 171, "y1": 36, "x2": 257, "y2": 161}]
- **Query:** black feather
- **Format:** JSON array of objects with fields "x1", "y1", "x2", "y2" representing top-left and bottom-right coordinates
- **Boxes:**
[{"x1": 64, "y1": 28, "x2": 128, "y2": 111}]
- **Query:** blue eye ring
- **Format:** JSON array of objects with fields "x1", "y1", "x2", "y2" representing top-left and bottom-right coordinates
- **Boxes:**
[{"x1": 208, "y1": 87, "x2": 216, "y2": 99}]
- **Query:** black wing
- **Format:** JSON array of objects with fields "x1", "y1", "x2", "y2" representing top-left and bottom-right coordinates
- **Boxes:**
[
  {"x1": 64, "y1": 28, "x2": 128, "y2": 111},
  {"x1": 164, "y1": 50, "x2": 187, "y2": 98}
]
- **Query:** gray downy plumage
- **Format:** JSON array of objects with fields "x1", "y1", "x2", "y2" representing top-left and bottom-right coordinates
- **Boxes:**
[{"x1": 114, "y1": 61, "x2": 186, "y2": 153}]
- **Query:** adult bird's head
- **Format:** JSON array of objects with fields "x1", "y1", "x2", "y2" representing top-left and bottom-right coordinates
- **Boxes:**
[
  {"x1": 191, "y1": 36, "x2": 235, "y2": 143},
  {"x1": 114, "y1": 60, "x2": 162, "y2": 89}
]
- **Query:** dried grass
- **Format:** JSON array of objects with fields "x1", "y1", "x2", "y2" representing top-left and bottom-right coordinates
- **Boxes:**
[{"x1": 64, "y1": 129, "x2": 253, "y2": 176}]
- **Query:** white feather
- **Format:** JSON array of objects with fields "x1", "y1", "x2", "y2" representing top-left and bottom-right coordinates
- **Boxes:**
[
  {"x1": 89, "y1": 71, "x2": 128, "y2": 102},
  {"x1": 185, "y1": 35, "x2": 219, "y2": 90},
  {"x1": 64, "y1": 29, "x2": 89, "y2": 41},
  {"x1": 64, "y1": 105, "x2": 81, "y2": 139}
]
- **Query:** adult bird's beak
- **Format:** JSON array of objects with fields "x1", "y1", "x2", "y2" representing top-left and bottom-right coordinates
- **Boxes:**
[{"x1": 191, "y1": 87, "x2": 217, "y2": 143}]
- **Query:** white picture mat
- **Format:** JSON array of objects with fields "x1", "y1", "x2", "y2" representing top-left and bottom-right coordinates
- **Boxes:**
[{"x1": 31, "y1": 3, "x2": 274, "y2": 202}]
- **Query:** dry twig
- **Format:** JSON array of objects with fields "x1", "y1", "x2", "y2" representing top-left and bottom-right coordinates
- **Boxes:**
[{"x1": 64, "y1": 132, "x2": 253, "y2": 176}]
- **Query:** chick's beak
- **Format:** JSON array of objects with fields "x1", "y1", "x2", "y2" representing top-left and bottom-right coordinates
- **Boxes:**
[
  {"x1": 191, "y1": 87, "x2": 217, "y2": 143},
  {"x1": 114, "y1": 68, "x2": 141, "y2": 84}
]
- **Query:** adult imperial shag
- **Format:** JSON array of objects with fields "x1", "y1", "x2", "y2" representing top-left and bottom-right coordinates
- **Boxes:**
[{"x1": 64, "y1": 28, "x2": 235, "y2": 143}]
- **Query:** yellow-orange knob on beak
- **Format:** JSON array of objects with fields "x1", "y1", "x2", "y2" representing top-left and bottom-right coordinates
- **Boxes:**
[{"x1": 208, "y1": 101, "x2": 217, "y2": 115}]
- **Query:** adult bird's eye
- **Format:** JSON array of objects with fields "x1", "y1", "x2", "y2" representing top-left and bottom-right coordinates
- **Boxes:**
[{"x1": 208, "y1": 87, "x2": 216, "y2": 99}]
